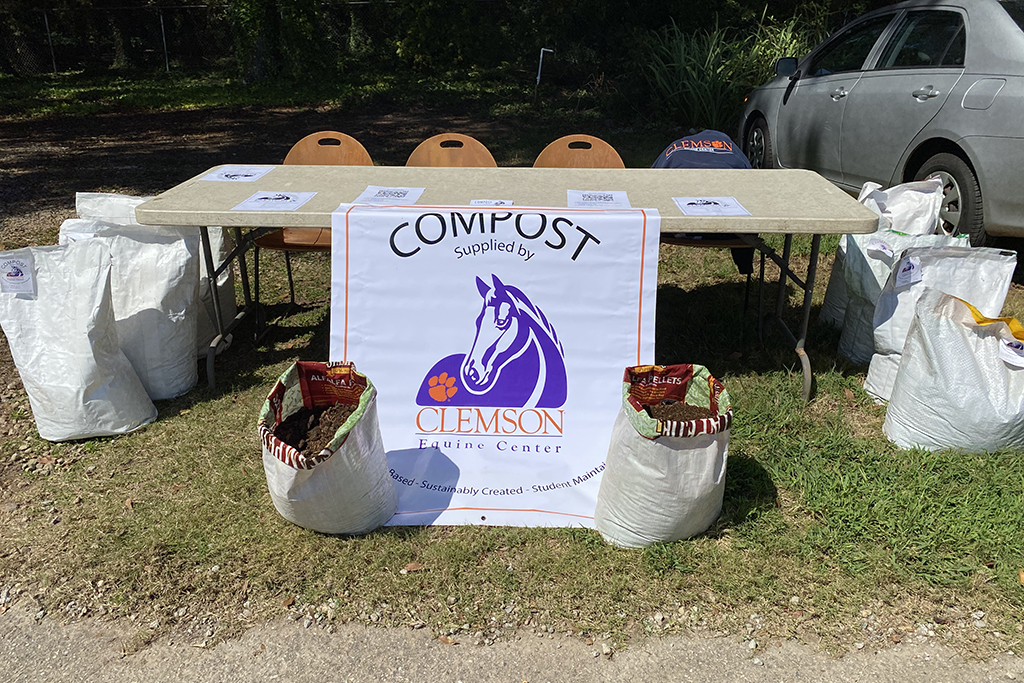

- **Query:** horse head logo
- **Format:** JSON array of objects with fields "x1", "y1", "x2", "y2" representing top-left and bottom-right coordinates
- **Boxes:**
[{"x1": 417, "y1": 274, "x2": 567, "y2": 409}]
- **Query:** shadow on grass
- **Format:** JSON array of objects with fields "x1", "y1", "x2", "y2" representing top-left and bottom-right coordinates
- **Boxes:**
[
  {"x1": 657, "y1": 281, "x2": 841, "y2": 371},
  {"x1": 716, "y1": 453, "x2": 777, "y2": 530},
  {"x1": 149, "y1": 300, "x2": 333, "y2": 411}
]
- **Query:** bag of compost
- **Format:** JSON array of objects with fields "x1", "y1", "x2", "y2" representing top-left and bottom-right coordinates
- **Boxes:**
[
  {"x1": 884, "y1": 292, "x2": 1024, "y2": 452},
  {"x1": 595, "y1": 364, "x2": 732, "y2": 548},
  {"x1": 258, "y1": 361, "x2": 397, "y2": 534}
]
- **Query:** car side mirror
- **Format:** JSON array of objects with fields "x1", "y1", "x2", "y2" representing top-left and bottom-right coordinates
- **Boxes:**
[{"x1": 775, "y1": 57, "x2": 798, "y2": 77}]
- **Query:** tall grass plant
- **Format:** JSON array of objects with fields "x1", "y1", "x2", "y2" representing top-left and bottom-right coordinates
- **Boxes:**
[{"x1": 643, "y1": 10, "x2": 830, "y2": 130}]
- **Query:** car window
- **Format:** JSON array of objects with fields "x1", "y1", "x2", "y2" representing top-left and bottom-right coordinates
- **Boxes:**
[
  {"x1": 876, "y1": 11, "x2": 966, "y2": 69},
  {"x1": 807, "y1": 14, "x2": 895, "y2": 76}
]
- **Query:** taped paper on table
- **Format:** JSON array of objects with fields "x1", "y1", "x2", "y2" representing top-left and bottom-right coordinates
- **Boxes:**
[
  {"x1": 231, "y1": 191, "x2": 316, "y2": 212},
  {"x1": 566, "y1": 190, "x2": 631, "y2": 208},
  {"x1": 672, "y1": 196, "x2": 750, "y2": 216},
  {"x1": 200, "y1": 166, "x2": 274, "y2": 182},
  {"x1": 329, "y1": 204, "x2": 661, "y2": 527},
  {"x1": 471, "y1": 199, "x2": 513, "y2": 206},
  {"x1": 353, "y1": 186, "x2": 425, "y2": 205}
]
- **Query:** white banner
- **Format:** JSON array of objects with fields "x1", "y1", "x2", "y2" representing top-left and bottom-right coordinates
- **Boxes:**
[{"x1": 330, "y1": 205, "x2": 660, "y2": 527}]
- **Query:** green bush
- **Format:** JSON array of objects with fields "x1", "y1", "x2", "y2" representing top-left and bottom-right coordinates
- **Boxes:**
[{"x1": 642, "y1": 9, "x2": 829, "y2": 131}]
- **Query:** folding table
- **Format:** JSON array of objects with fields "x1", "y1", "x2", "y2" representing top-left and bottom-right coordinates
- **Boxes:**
[{"x1": 136, "y1": 165, "x2": 878, "y2": 397}]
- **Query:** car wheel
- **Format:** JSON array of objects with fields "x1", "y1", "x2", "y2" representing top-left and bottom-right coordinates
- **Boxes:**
[
  {"x1": 914, "y1": 152, "x2": 986, "y2": 246},
  {"x1": 744, "y1": 117, "x2": 774, "y2": 169}
]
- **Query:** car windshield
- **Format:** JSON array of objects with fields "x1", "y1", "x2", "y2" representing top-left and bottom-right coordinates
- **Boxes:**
[{"x1": 1000, "y1": 0, "x2": 1024, "y2": 31}]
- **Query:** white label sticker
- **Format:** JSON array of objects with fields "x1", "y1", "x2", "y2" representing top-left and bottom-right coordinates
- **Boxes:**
[
  {"x1": 0, "y1": 254, "x2": 35, "y2": 294},
  {"x1": 470, "y1": 199, "x2": 514, "y2": 206},
  {"x1": 231, "y1": 191, "x2": 317, "y2": 212},
  {"x1": 200, "y1": 166, "x2": 274, "y2": 182},
  {"x1": 866, "y1": 239, "x2": 895, "y2": 259},
  {"x1": 354, "y1": 186, "x2": 425, "y2": 205},
  {"x1": 672, "y1": 196, "x2": 751, "y2": 216},
  {"x1": 567, "y1": 190, "x2": 631, "y2": 208},
  {"x1": 999, "y1": 339, "x2": 1024, "y2": 368},
  {"x1": 894, "y1": 256, "x2": 923, "y2": 288}
]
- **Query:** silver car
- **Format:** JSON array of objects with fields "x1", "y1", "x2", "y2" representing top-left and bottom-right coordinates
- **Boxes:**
[{"x1": 738, "y1": 0, "x2": 1024, "y2": 245}]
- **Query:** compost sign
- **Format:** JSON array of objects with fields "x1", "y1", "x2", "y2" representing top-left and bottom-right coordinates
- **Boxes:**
[{"x1": 330, "y1": 204, "x2": 659, "y2": 527}]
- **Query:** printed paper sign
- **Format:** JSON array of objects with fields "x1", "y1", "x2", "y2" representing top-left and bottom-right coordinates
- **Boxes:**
[
  {"x1": 0, "y1": 254, "x2": 34, "y2": 294},
  {"x1": 895, "y1": 255, "x2": 923, "y2": 288},
  {"x1": 673, "y1": 196, "x2": 751, "y2": 216},
  {"x1": 231, "y1": 191, "x2": 316, "y2": 212},
  {"x1": 330, "y1": 205, "x2": 661, "y2": 527},
  {"x1": 200, "y1": 166, "x2": 274, "y2": 182},
  {"x1": 567, "y1": 190, "x2": 631, "y2": 209},
  {"x1": 999, "y1": 339, "x2": 1024, "y2": 368},
  {"x1": 470, "y1": 199, "x2": 514, "y2": 206},
  {"x1": 354, "y1": 186, "x2": 426, "y2": 205}
]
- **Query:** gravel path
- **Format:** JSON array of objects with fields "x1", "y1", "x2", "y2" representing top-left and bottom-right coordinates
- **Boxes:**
[{"x1": 3, "y1": 597, "x2": 1022, "y2": 683}]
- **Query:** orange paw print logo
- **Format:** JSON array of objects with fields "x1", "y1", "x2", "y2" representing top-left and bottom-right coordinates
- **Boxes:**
[{"x1": 428, "y1": 373, "x2": 458, "y2": 402}]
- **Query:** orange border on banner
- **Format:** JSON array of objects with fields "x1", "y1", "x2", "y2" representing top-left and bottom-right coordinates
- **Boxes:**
[
  {"x1": 340, "y1": 205, "x2": 653, "y2": 362},
  {"x1": 637, "y1": 209, "x2": 648, "y2": 365}
]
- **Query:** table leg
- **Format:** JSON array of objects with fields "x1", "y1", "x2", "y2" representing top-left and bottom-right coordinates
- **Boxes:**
[
  {"x1": 795, "y1": 234, "x2": 822, "y2": 401},
  {"x1": 743, "y1": 233, "x2": 822, "y2": 401},
  {"x1": 757, "y1": 250, "x2": 766, "y2": 342},
  {"x1": 233, "y1": 226, "x2": 253, "y2": 308},
  {"x1": 199, "y1": 226, "x2": 225, "y2": 390},
  {"x1": 775, "y1": 234, "x2": 793, "y2": 323}
]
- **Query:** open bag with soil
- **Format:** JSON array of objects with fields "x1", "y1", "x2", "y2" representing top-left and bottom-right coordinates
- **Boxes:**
[
  {"x1": 258, "y1": 361, "x2": 397, "y2": 534},
  {"x1": 595, "y1": 364, "x2": 732, "y2": 548}
]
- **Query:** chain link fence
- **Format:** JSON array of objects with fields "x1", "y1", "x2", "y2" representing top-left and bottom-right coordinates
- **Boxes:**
[
  {"x1": 0, "y1": 3, "x2": 404, "y2": 76},
  {"x1": 0, "y1": 2, "x2": 669, "y2": 82}
]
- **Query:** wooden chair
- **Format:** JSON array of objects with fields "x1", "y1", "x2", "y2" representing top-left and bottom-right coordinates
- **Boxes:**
[
  {"x1": 532, "y1": 134, "x2": 625, "y2": 169},
  {"x1": 406, "y1": 133, "x2": 497, "y2": 167},
  {"x1": 253, "y1": 131, "x2": 373, "y2": 329}
]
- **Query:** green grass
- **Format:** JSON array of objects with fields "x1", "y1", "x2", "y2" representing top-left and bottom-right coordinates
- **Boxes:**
[{"x1": 1, "y1": 241, "x2": 1022, "y2": 656}]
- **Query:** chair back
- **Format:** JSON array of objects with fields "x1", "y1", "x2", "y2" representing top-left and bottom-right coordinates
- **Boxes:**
[
  {"x1": 406, "y1": 133, "x2": 497, "y2": 167},
  {"x1": 533, "y1": 134, "x2": 625, "y2": 169},
  {"x1": 283, "y1": 131, "x2": 373, "y2": 166}
]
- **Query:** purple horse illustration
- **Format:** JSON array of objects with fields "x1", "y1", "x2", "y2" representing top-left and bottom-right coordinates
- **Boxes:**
[{"x1": 416, "y1": 274, "x2": 567, "y2": 409}]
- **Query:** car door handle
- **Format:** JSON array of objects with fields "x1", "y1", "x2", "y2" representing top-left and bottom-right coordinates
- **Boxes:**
[
  {"x1": 830, "y1": 87, "x2": 848, "y2": 101},
  {"x1": 912, "y1": 87, "x2": 941, "y2": 99}
]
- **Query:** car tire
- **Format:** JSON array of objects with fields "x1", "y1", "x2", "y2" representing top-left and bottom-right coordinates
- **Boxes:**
[
  {"x1": 914, "y1": 152, "x2": 986, "y2": 246},
  {"x1": 744, "y1": 117, "x2": 774, "y2": 169}
]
